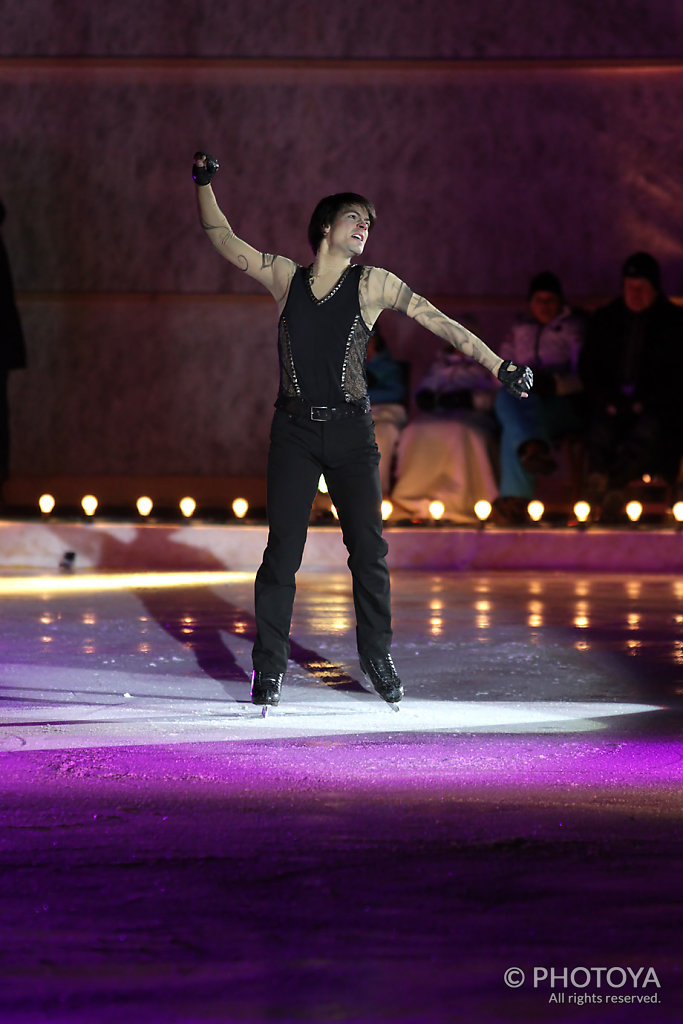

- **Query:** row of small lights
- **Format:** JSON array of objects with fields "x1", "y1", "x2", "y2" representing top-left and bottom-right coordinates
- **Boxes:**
[
  {"x1": 376, "y1": 497, "x2": 682, "y2": 524},
  {"x1": 473, "y1": 498, "x2": 683, "y2": 525},
  {"x1": 36, "y1": 491, "x2": 683, "y2": 525},
  {"x1": 417, "y1": 498, "x2": 683, "y2": 525},
  {"x1": 38, "y1": 494, "x2": 250, "y2": 519},
  {"x1": 321, "y1": 477, "x2": 683, "y2": 525},
  {"x1": 330, "y1": 498, "x2": 683, "y2": 524}
]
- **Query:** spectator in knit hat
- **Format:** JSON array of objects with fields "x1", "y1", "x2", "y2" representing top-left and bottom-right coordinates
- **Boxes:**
[
  {"x1": 492, "y1": 271, "x2": 587, "y2": 525},
  {"x1": 579, "y1": 252, "x2": 683, "y2": 521}
]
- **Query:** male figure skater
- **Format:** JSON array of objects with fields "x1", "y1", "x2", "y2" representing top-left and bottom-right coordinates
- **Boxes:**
[{"x1": 193, "y1": 153, "x2": 532, "y2": 708}]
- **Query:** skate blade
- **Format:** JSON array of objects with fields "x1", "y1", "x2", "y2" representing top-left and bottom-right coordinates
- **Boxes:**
[{"x1": 261, "y1": 705, "x2": 270, "y2": 718}]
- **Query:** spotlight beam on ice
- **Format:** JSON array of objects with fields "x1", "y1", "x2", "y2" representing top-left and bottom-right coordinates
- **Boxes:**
[
  {"x1": 0, "y1": 571, "x2": 253, "y2": 595},
  {"x1": 0, "y1": 681, "x2": 664, "y2": 752}
]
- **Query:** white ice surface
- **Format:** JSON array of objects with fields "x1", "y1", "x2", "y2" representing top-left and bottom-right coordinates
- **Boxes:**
[{"x1": 0, "y1": 662, "x2": 660, "y2": 751}]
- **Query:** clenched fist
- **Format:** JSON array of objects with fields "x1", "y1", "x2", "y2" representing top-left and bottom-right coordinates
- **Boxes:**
[{"x1": 192, "y1": 152, "x2": 219, "y2": 186}]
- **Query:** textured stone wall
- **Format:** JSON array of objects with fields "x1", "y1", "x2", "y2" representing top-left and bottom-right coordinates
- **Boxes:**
[
  {"x1": 3, "y1": 1, "x2": 683, "y2": 59},
  {"x1": 1, "y1": 2, "x2": 682, "y2": 481}
]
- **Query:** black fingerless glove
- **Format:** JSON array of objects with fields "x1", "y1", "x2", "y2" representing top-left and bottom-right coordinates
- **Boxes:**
[
  {"x1": 498, "y1": 360, "x2": 533, "y2": 399},
  {"x1": 192, "y1": 152, "x2": 219, "y2": 186}
]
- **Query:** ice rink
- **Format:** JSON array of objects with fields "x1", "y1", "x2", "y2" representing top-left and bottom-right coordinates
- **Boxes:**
[{"x1": 1, "y1": 561, "x2": 681, "y2": 1022}]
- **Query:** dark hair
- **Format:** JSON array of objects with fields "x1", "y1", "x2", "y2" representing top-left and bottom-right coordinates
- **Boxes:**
[
  {"x1": 527, "y1": 271, "x2": 563, "y2": 301},
  {"x1": 622, "y1": 251, "x2": 661, "y2": 289},
  {"x1": 307, "y1": 193, "x2": 376, "y2": 254}
]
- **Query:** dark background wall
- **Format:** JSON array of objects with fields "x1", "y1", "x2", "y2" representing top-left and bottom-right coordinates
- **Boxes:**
[{"x1": 2, "y1": 1, "x2": 682, "y2": 482}]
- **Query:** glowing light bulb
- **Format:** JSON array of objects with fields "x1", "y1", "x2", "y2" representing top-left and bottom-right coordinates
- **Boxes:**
[
  {"x1": 318, "y1": 475, "x2": 328, "y2": 494},
  {"x1": 429, "y1": 500, "x2": 445, "y2": 521},
  {"x1": 179, "y1": 497, "x2": 196, "y2": 518},
  {"x1": 39, "y1": 494, "x2": 55, "y2": 514},
  {"x1": 672, "y1": 501, "x2": 683, "y2": 523},
  {"x1": 527, "y1": 500, "x2": 544, "y2": 522},
  {"x1": 625, "y1": 500, "x2": 642, "y2": 523},
  {"x1": 136, "y1": 496, "x2": 153, "y2": 517},
  {"x1": 81, "y1": 495, "x2": 98, "y2": 516},
  {"x1": 232, "y1": 498, "x2": 249, "y2": 519},
  {"x1": 474, "y1": 500, "x2": 492, "y2": 522},
  {"x1": 573, "y1": 500, "x2": 590, "y2": 523},
  {"x1": 381, "y1": 500, "x2": 393, "y2": 521}
]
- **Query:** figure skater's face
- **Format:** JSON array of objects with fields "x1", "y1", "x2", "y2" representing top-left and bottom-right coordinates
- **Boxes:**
[{"x1": 322, "y1": 205, "x2": 371, "y2": 256}]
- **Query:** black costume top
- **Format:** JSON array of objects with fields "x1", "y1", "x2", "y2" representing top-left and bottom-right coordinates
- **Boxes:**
[{"x1": 277, "y1": 264, "x2": 371, "y2": 407}]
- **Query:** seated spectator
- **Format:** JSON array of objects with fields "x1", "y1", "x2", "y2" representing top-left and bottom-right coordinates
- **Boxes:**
[
  {"x1": 579, "y1": 252, "x2": 683, "y2": 520},
  {"x1": 414, "y1": 344, "x2": 497, "y2": 420},
  {"x1": 391, "y1": 341, "x2": 498, "y2": 523},
  {"x1": 366, "y1": 327, "x2": 408, "y2": 494},
  {"x1": 493, "y1": 272, "x2": 586, "y2": 524}
]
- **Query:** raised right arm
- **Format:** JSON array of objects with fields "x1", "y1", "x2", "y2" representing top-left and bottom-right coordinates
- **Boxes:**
[{"x1": 193, "y1": 152, "x2": 296, "y2": 309}]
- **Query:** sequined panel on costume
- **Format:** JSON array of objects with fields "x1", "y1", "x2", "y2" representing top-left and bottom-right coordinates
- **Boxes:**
[
  {"x1": 341, "y1": 313, "x2": 372, "y2": 403},
  {"x1": 277, "y1": 315, "x2": 301, "y2": 398}
]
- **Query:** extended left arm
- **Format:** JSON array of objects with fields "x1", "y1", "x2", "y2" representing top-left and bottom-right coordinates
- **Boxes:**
[{"x1": 360, "y1": 267, "x2": 533, "y2": 398}]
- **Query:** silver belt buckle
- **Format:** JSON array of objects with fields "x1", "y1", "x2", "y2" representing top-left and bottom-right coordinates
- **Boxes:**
[{"x1": 310, "y1": 406, "x2": 330, "y2": 421}]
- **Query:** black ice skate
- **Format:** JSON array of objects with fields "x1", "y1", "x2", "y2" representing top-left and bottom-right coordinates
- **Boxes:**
[
  {"x1": 359, "y1": 654, "x2": 403, "y2": 709},
  {"x1": 251, "y1": 671, "x2": 284, "y2": 717}
]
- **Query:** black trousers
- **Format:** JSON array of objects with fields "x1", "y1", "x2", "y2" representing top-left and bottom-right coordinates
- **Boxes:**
[{"x1": 252, "y1": 409, "x2": 392, "y2": 675}]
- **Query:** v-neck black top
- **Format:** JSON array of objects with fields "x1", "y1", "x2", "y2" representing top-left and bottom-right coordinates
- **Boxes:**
[{"x1": 276, "y1": 263, "x2": 371, "y2": 407}]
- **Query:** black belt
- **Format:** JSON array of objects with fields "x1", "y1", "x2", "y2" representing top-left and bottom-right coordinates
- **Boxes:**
[{"x1": 277, "y1": 396, "x2": 370, "y2": 421}]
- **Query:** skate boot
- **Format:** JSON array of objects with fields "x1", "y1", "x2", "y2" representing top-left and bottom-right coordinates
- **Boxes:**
[
  {"x1": 359, "y1": 653, "x2": 404, "y2": 704},
  {"x1": 250, "y1": 671, "x2": 284, "y2": 707}
]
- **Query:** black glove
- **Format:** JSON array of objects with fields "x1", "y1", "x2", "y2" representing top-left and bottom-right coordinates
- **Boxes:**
[
  {"x1": 192, "y1": 152, "x2": 219, "y2": 186},
  {"x1": 498, "y1": 360, "x2": 533, "y2": 399}
]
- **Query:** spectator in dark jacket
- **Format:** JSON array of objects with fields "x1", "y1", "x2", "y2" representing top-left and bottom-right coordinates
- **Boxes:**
[
  {"x1": 0, "y1": 199, "x2": 27, "y2": 498},
  {"x1": 579, "y1": 251, "x2": 683, "y2": 519}
]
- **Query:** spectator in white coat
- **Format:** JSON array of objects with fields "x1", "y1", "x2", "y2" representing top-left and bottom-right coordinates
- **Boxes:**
[{"x1": 493, "y1": 272, "x2": 586, "y2": 524}]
